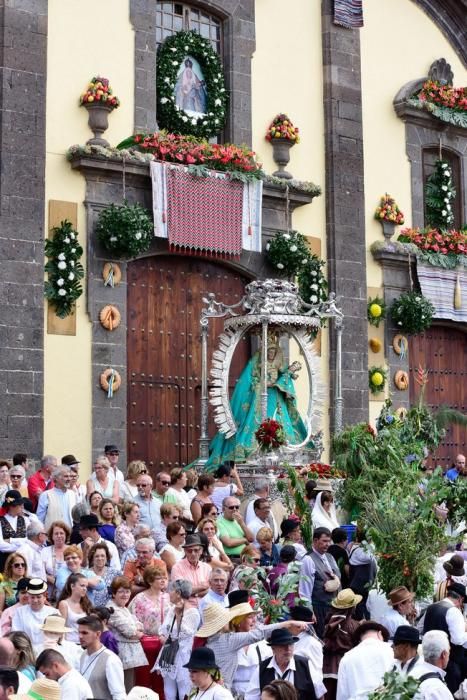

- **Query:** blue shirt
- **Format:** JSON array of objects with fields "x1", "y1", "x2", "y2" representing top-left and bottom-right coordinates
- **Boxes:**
[
  {"x1": 134, "y1": 494, "x2": 161, "y2": 529},
  {"x1": 446, "y1": 468, "x2": 459, "y2": 482}
]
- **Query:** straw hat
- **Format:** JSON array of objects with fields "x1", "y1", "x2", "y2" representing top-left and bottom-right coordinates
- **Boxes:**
[
  {"x1": 387, "y1": 586, "x2": 414, "y2": 607},
  {"x1": 27, "y1": 578, "x2": 48, "y2": 595},
  {"x1": 196, "y1": 603, "x2": 233, "y2": 637},
  {"x1": 227, "y1": 590, "x2": 256, "y2": 618},
  {"x1": 127, "y1": 688, "x2": 160, "y2": 700},
  {"x1": 314, "y1": 478, "x2": 334, "y2": 492},
  {"x1": 11, "y1": 678, "x2": 61, "y2": 700},
  {"x1": 41, "y1": 614, "x2": 72, "y2": 634},
  {"x1": 331, "y1": 588, "x2": 362, "y2": 609}
]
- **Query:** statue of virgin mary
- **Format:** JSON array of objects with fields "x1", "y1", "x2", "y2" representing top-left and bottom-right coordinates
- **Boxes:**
[{"x1": 205, "y1": 339, "x2": 313, "y2": 469}]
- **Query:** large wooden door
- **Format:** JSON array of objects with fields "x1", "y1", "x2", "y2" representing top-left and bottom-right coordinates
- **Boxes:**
[
  {"x1": 127, "y1": 256, "x2": 250, "y2": 472},
  {"x1": 409, "y1": 325, "x2": 467, "y2": 469}
]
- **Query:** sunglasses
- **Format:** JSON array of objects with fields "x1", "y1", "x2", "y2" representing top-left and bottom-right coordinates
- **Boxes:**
[
  {"x1": 107, "y1": 451, "x2": 119, "y2": 456},
  {"x1": 13, "y1": 562, "x2": 25, "y2": 568},
  {"x1": 139, "y1": 469, "x2": 148, "y2": 474},
  {"x1": 159, "y1": 481, "x2": 170, "y2": 486},
  {"x1": 226, "y1": 505, "x2": 240, "y2": 510},
  {"x1": 251, "y1": 558, "x2": 261, "y2": 563}
]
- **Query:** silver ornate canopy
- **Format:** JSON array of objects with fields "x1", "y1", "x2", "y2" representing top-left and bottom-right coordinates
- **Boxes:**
[{"x1": 196, "y1": 278, "x2": 343, "y2": 465}]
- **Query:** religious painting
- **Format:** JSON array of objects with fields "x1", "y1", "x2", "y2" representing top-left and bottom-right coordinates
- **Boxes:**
[{"x1": 174, "y1": 55, "x2": 207, "y2": 118}]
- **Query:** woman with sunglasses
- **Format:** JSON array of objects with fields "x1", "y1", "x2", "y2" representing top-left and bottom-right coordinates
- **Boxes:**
[
  {"x1": 120, "y1": 460, "x2": 148, "y2": 502},
  {"x1": 115, "y1": 501, "x2": 141, "y2": 556},
  {"x1": 8, "y1": 467, "x2": 28, "y2": 498},
  {"x1": 160, "y1": 521, "x2": 186, "y2": 573},
  {"x1": 0, "y1": 577, "x2": 30, "y2": 634},
  {"x1": 86, "y1": 456, "x2": 119, "y2": 502},
  {"x1": 167, "y1": 468, "x2": 192, "y2": 521},
  {"x1": 54, "y1": 544, "x2": 105, "y2": 601},
  {"x1": 191, "y1": 474, "x2": 216, "y2": 525},
  {"x1": 0, "y1": 553, "x2": 28, "y2": 610},
  {"x1": 229, "y1": 545, "x2": 262, "y2": 593}
]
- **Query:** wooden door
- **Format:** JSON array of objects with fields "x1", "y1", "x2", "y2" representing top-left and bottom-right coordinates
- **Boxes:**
[
  {"x1": 127, "y1": 256, "x2": 250, "y2": 472},
  {"x1": 409, "y1": 325, "x2": 467, "y2": 469}
]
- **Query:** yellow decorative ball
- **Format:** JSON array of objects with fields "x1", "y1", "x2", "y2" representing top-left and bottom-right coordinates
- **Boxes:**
[
  {"x1": 369, "y1": 303, "x2": 382, "y2": 318},
  {"x1": 371, "y1": 371, "x2": 384, "y2": 387}
]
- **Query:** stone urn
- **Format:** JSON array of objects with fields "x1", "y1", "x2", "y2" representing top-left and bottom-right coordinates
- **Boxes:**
[
  {"x1": 84, "y1": 103, "x2": 114, "y2": 147},
  {"x1": 380, "y1": 219, "x2": 396, "y2": 241},
  {"x1": 271, "y1": 138, "x2": 295, "y2": 179}
]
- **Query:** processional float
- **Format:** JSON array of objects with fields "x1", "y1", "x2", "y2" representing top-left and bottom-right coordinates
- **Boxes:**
[{"x1": 196, "y1": 279, "x2": 343, "y2": 470}]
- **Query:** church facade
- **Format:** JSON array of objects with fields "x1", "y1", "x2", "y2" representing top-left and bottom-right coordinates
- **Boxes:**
[{"x1": 0, "y1": 0, "x2": 465, "y2": 473}]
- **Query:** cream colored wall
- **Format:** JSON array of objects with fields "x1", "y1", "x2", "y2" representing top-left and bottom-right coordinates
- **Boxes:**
[
  {"x1": 361, "y1": 0, "x2": 467, "y2": 422},
  {"x1": 44, "y1": 0, "x2": 134, "y2": 474},
  {"x1": 252, "y1": 0, "x2": 330, "y2": 458}
]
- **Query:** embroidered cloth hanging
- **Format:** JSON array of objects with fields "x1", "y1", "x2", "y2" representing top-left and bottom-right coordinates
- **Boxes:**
[
  {"x1": 333, "y1": 0, "x2": 364, "y2": 28},
  {"x1": 417, "y1": 263, "x2": 467, "y2": 323},
  {"x1": 150, "y1": 161, "x2": 262, "y2": 257}
]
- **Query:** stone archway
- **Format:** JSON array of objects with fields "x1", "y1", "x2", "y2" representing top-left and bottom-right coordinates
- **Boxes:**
[{"x1": 127, "y1": 255, "x2": 251, "y2": 472}]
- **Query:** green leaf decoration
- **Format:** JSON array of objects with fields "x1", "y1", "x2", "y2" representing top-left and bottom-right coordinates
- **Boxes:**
[
  {"x1": 367, "y1": 296, "x2": 386, "y2": 327},
  {"x1": 156, "y1": 30, "x2": 227, "y2": 138},
  {"x1": 368, "y1": 366, "x2": 387, "y2": 394},
  {"x1": 425, "y1": 159, "x2": 456, "y2": 229},
  {"x1": 44, "y1": 220, "x2": 84, "y2": 318},
  {"x1": 95, "y1": 202, "x2": 153, "y2": 258},
  {"x1": 265, "y1": 230, "x2": 312, "y2": 277},
  {"x1": 390, "y1": 291, "x2": 434, "y2": 335}
]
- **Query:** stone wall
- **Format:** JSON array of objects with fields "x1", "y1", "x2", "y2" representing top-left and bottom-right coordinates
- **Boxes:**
[
  {"x1": 0, "y1": 0, "x2": 47, "y2": 459},
  {"x1": 321, "y1": 0, "x2": 368, "y2": 429}
]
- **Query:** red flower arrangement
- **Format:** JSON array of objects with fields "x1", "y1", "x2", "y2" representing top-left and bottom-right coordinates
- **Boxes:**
[
  {"x1": 118, "y1": 131, "x2": 262, "y2": 176},
  {"x1": 265, "y1": 114, "x2": 300, "y2": 143},
  {"x1": 398, "y1": 227, "x2": 466, "y2": 256},
  {"x1": 418, "y1": 80, "x2": 467, "y2": 112},
  {"x1": 306, "y1": 462, "x2": 347, "y2": 479},
  {"x1": 255, "y1": 418, "x2": 286, "y2": 452},
  {"x1": 80, "y1": 76, "x2": 120, "y2": 109},
  {"x1": 374, "y1": 193, "x2": 405, "y2": 225}
]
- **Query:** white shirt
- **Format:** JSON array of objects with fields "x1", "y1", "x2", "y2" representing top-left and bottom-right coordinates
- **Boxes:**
[
  {"x1": 80, "y1": 646, "x2": 126, "y2": 700},
  {"x1": 336, "y1": 637, "x2": 394, "y2": 700},
  {"x1": 411, "y1": 660, "x2": 453, "y2": 699},
  {"x1": 58, "y1": 668, "x2": 93, "y2": 700},
  {"x1": 12, "y1": 603, "x2": 56, "y2": 645},
  {"x1": 381, "y1": 607, "x2": 408, "y2": 639},
  {"x1": 211, "y1": 484, "x2": 238, "y2": 512},
  {"x1": 36, "y1": 488, "x2": 77, "y2": 529},
  {"x1": 444, "y1": 600, "x2": 467, "y2": 647},
  {"x1": 249, "y1": 515, "x2": 273, "y2": 545},
  {"x1": 294, "y1": 629, "x2": 327, "y2": 698},
  {"x1": 192, "y1": 684, "x2": 234, "y2": 700},
  {"x1": 16, "y1": 540, "x2": 47, "y2": 579},
  {"x1": 245, "y1": 653, "x2": 317, "y2": 700},
  {"x1": 299, "y1": 549, "x2": 339, "y2": 603}
]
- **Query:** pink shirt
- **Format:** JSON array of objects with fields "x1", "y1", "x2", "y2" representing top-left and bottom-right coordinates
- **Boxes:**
[{"x1": 171, "y1": 558, "x2": 211, "y2": 607}]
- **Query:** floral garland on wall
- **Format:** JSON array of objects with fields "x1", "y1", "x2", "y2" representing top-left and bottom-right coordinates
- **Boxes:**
[
  {"x1": 44, "y1": 220, "x2": 84, "y2": 318},
  {"x1": 156, "y1": 30, "x2": 227, "y2": 139},
  {"x1": 425, "y1": 159, "x2": 456, "y2": 229},
  {"x1": 408, "y1": 79, "x2": 467, "y2": 128}
]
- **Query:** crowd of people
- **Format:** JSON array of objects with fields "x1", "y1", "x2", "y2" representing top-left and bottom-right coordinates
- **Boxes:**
[{"x1": 0, "y1": 448, "x2": 465, "y2": 700}]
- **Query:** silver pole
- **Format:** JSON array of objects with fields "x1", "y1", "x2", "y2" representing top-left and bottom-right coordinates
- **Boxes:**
[
  {"x1": 334, "y1": 317, "x2": 343, "y2": 433},
  {"x1": 198, "y1": 320, "x2": 209, "y2": 462},
  {"x1": 261, "y1": 321, "x2": 268, "y2": 421}
]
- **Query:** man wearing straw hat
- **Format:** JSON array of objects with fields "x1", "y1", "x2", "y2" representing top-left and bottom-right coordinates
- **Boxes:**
[
  {"x1": 10, "y1": 678, "x2": 61, "y2": 700},
  {"x1": 36, "y1": 648, "x2": 92, "y2": 700},
  {"x1": 11, "y1": 579, "x2": 55, "y2": 645}
]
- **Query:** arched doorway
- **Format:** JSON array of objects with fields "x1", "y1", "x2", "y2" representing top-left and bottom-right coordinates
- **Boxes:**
[
  {"x1": 409, "y1": 324, "x2": 467, "y2": 469},
  {"x1": 127, "y1": 255, "x2": 251, "y2": 472}
]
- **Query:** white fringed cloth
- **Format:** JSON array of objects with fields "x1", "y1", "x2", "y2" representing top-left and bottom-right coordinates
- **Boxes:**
[
  {"x1": 150, "y1": 161, "x2": 262, "y2": 257},
  {"x1": 417, "y1": 262, "x2": 467, "y2": 322}
]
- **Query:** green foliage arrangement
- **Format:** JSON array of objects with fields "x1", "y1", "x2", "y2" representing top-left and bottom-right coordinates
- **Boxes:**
[
  {"x1": 369, "y1": 366, "x2": 387, "y2": 394},
  {"x1": 425, "y1": 159, "x2": 456, "y2": 229},
  {"x1": 255, "y1": 562, "x2": 307, "y2": 622},
  {"x1": 367, "y1": 296, "x2": 386, "y2": 327},
  {"x1": 95, "y1": 202, "x2": 153, "y2": 258},
  {"x1": 298, "y1": 255, "x2": 328, "y2": 306},
  {"x1": 277, "y1": 464, "x2": 313, "y2": 550},
  {"x1": 368, "y1": 670, "x2": 420, "y2": 700},
  {"x1": 44, "y1": 220, "x2": 84, "y2": 318},
  {"x1": 265, "y1": 230, "x2": 311, "y2": 277},
  {"x1": 390, "y1": 291, "x2": 434, "y2": 335},
  {"x1": 156, "y1": 30, "x2": 227, "y2": 139}
]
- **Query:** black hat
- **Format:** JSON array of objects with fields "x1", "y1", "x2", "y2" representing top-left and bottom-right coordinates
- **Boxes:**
[
  {"x1": 353, "y1": 621, "x2": 390, "y2": 644},
  {"x1": 281, "y1": 518, "x2": 301, "y2": 537},
  {"x1": 79, "y1": 514, "x2": 99, "y2": 529},
  {"x1": 267, "y1": 629, "x2": 299, "y2": 646},
  {"x1": 183, "y1": 533, "x2": 203, "y2": 549},
  {"x1": 228, "y1": 590, "x2": 249, "y2": 608},
  {"x1": 3, "y1": 490, "x2": 25, "y2": 508},
  {"x1": 16, "y1": 578, "x2": 31, "y2": 593},
  {"x1": 104, "y1": 445, "x2": 119, "y2": 454},
  {"x1": 22, "y1": 498, "x2": 34, "y2": 514},
  {"x1": 393, "y1": 625, "x2": 421, "y2": 646},
  {"x1": 447, "y1": 582, "x2": 466, "y2": 599},
  {"x1": 289, "y1": 605, "x2": 313, "y2": 622},
  {"x1": 62, "y1": 454, "x2": 80, "y2": 466},
  {"x1": 443, "y1": 555, "x2": 465, "y2": 578},
  {"x1": 183, "y1": 647, "x2": 219, "y2": 670}
]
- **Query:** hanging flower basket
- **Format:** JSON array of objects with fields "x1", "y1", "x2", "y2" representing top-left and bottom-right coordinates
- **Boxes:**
[
  {"x1": 95, "y1": 202, "x2": 153, "y2": 258},
  {"x1": 390, "y1": 291, "x2": 434, "y2": 335},
  {"x1": 266, "y1": 230, "x2": 311, "y2": 276}
]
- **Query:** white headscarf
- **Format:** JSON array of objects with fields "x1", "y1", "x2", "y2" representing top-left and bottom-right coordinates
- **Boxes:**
[{"x1": 312, "y1": 491, "x2": 339, "y2": 531}]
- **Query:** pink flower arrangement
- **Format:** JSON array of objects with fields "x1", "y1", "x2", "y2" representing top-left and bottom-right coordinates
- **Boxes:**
[
  {"x1": 398, "y1": 227, "x2": 466, "y2": 256},
  {"x1": 418, "y1": 80, "x2": 467, "y2": 112}
]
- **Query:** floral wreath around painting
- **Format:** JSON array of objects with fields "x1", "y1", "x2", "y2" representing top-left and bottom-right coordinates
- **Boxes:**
[{"x1": 156, "y1": 30, "x2": 228, "y2": 139}]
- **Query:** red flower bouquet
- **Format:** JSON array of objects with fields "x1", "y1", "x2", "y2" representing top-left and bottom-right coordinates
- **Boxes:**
[
  {"x1": 398, "y1": 227, "x2": 466, "y2": 256},
  {"x1": 419, "y1": 80, "x2": 467, "y2": 112},
  {"x1": 255, "y1": 418, "x2": 286, "y2": 452}
]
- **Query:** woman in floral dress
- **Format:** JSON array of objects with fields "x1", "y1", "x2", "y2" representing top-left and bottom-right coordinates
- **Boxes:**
[
  {"x1": 108, "y1": 575, "x2": 148, "y2": 692},
  {"x1": 115, "y1": 502, "x2": 140, "y2": 557},
  {"x1": 88, "y1": 541, "x2": 121, "y2": 607},
  {"x1": 129, "y1": 562, "x2": 170, "y2": 695}
]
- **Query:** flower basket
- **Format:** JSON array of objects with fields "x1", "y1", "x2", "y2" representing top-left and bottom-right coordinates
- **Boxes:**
[
  {"x1": 265, "y1": 230, "x2": 311, "y2": 277},
  {"x1": 95, "y1": 202, "x2": 153, "y2": 258},
  {"x1": 80, "y1": 76, "x2": 120, "y2": 147},
  {"x1": 255, "y1": 418, "x2": 286, "y2": 453},
  {"x1": 390, "y1": 291, "x2": 434, "y2": 335}
]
